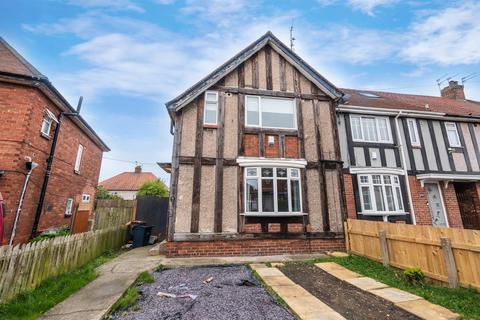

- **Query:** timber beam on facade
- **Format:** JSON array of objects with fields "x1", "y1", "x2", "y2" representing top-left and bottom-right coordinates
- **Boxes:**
[{"x1": 213, "y1": 86, "x2": 330, "y2": 101}]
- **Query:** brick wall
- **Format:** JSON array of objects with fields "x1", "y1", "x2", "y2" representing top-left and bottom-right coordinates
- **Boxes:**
[
  {"x1": 244, "y1": 134, "x2": 259, "y2": 157},
  {"x1": 441, "y1": 183, "x2": 463, "y2": 228},
  {"x1": 0, "y1": 82, "x2": 103, "y2": 244},
  {"x1": 343, "y1": 173, "x2": 357, "y2": 219},
  {"x1": 264, "y1": 134, "x2": 279, "y2": 158},
  {"x1": 166, "y1": 238, "x2": 345, "y2": 257},
  {"x1": 243, "y1": 134, "x2": 300, "y2": 159},
  {"x1": 285, "y1": 136, "x2": 299, "y2": 158}
]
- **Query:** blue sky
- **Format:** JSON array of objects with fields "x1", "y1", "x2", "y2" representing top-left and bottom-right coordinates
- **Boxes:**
[{"x1": 2, "y1": 0, "x2": 480, "y2": 182}]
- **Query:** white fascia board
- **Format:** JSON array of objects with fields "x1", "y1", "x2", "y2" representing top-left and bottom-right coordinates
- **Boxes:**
[
  {"x1": 236, "y1": 157, "x2": 307, "y2": 168},
  {"x1": 416, "y1": 173, "x2": 480, "y2": 181},
  {"x1": 349, "y1": 167, "x2": 405, "y2": 176}
]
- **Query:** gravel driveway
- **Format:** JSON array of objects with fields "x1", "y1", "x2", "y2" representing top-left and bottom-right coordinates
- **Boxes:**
[{"x1": 111, "y1": 265, "x2": 295, "y2": 320}]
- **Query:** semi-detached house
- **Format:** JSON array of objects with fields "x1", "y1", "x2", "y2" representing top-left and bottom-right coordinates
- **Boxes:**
[{"x1": 163, "y1": 32, "x2": 480, "y2": 257}]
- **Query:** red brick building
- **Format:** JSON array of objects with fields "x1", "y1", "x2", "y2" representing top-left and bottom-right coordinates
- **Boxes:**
[{"x1": 0, "y1": 38, "x2": 109, "y2": 245}]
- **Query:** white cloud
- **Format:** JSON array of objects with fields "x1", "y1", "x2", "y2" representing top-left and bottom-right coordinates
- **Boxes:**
[
  {"x1": 317, "y1": 0, "x2": 398, "y2": 15},
  {"x1": 64, "y1": 0, "x2": 144, "y2": 12},
  {"x1": 401, "y1": 2, "x2": 480, "y2": 65}
]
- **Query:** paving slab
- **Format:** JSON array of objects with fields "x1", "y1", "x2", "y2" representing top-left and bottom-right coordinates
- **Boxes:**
[
  {"x1": 315, "y1": 262, "x2": 361, "y2": 280},
  {"x1": 345, "y1": 276, "x2": 389, "y2": 290},
  {"x1": 396, "y1": 299, "x2": 460, "y2": 320},
  {"x1": 252, "y1": 263, "x2": 346, "y2": 320},
  {"x1": 369, "y1": 287, "x2": 423, "y2": 303}
]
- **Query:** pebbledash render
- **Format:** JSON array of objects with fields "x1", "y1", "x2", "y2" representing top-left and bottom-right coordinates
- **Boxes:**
[
  {"x1": 164, "y1": 32, "x2": 480, "y2": 257},
  {"x1": 164, "y1": 32, "x2": 346, "y2": 257}
]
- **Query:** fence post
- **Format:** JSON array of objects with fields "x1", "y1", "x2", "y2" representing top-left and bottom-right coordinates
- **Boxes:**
[
  {"x1": 441, "y1": 236, "x2": 459, "y2": 288},
  {"x1": 344, "y1": 221, "x2": 351, "y2": 253},
  {"x1": 379, "y1": 230, "x2": 389, "y2": 267}
]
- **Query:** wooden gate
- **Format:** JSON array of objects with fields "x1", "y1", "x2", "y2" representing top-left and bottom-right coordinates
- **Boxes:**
[
  {"x1": 135, "y1": 196, "x2": 168, "y2": 241},
  {"x1": 454, "y1": 182, "x2": 480, "y2": 230}
]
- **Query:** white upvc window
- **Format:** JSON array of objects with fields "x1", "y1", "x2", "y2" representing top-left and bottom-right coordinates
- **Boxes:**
[
  {"x1": 82, "y1": 194, "x2": 91, "y2": 203},
  {"x1": 245, "y1": 96, "x2": 297, "y2": 129},
  {"x1": 406, "y1": 118, "x2": 421, "y2": 147},
  {"x1": 74, "y1": 144, "x2": 84, "y2": 174},
  {"x1": 65, "y1": 198, "x2": 74, "y2": 216},
  {"x1": 357, "y1": 174, "x2": 404, "y2": 214},
  {"x1": 445, "y1": 122, "x2": 461, "y2": 147},
  {"x1": 350, "y1": 115, "x2": 392, "y2": 143},
  {"x1": 40, "y1": 109, "x2": 57, "y2": 136},
  {"x1": 245, "y1": 167, "x2": 302, "y2": 214},
  {"x1": 204, "y1": 91, "x2": 218, "y2": 125}
]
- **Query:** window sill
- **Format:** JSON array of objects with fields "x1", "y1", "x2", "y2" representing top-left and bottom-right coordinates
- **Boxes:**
[
  {"x1": 241, "y1": 212, "x2": 307, "y2": 217},
  {"x1": 357, "y1": 211, "x2": 408, "y2": 216},
  {"x1": 40, "y1": 132, "x2": 51, "y2": 140},
  {"x1": 203, "y1": 124, "x2": 218, "y2": 129}
]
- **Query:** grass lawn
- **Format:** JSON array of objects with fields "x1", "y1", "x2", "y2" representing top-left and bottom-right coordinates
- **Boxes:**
[
  {"x1": 0, "y1": 250, "x2": 120, "y2": 320},
  {"x1": 310, "y1": 255, "x2": 480, "y2": 320}
]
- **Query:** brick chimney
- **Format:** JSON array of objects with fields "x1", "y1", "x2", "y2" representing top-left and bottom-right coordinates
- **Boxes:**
[
  {"x1": 134, "y1": 165, "x2": 142, "y2": 173},
  {"x1": 441, "y1": 80, "x2": 465, "y2": 100}
]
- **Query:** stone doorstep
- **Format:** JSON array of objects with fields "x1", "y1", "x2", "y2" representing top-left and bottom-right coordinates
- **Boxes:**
[
  {"x1": 251, "y1": 263, "x2": 346, "y2": 320},
  {"x1": 314, "y1": 262, "x2": 460, "y2": 320}
]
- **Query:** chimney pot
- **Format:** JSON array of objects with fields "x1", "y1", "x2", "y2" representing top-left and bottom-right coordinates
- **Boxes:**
[
  {"x1": 134, "y1": 165, "x2": 142, "y2": 173},
  {"x1": 441, "y1": 80, "x2": 465, "y2": 100}
]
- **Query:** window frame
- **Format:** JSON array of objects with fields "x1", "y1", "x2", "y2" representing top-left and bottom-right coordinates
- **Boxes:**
[
  {"x1": 82, "y1": 194, "x2": 91, "y2": 203},
  {"x1": 74, "y1": 144, "x2": 84, "y2": 174},
  {"x1": 349, "y1": 115, "x2": 393, "y2": 144},
  {"x1": 444, "y1": 122, "x2": 461, "y2": 148},
  {"x1": 245, "y1": 95, "x2": 297, "y2": 130},
  {"x1": 357, "y1": 174, "x2": 405, "y2": 214},
  {"x1": 65, "y1": 198, "x2": 74, "y2": 216},
  {"x1": 244, "y1": 167, "x2": 302, "y2": 215},
  {"x1": 406, "y1": 118, "x2": 421, "y2": 147},
  {"x1": 203, "y1": 90, "x2": 219, "y2": 125},
  {"x1": 41, "y1": 114, "x2": 53, "y2": 136}
]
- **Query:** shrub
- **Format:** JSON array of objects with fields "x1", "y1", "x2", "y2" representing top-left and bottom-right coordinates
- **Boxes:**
[
  {"x1": 404, "y1": 267, "x2": 425, "y2": 285},
  {"x1": 136, "y1": 180, "x2": 169, "y2": 197},
  {"x1": 95, "y1": 186, "x2": 122, "y2": 200}
]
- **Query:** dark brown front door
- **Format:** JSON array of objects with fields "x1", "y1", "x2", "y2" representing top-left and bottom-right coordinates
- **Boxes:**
[{"x1": 454, "y1": 182, "x2": 480, "y2": 230}]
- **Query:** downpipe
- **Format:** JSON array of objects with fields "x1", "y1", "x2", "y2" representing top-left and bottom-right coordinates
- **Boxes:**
[{"x1": 394, "y1": 111, "x2": 417, "y2": 225}]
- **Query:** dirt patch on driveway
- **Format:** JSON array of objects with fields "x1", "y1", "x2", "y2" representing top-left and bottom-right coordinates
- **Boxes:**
[
  {"x1": 111, "y1": 265, "x2": 295, "y2": 320},
  {"x1": 280, "y1": 263, "x2": 420, "y2": 320}
]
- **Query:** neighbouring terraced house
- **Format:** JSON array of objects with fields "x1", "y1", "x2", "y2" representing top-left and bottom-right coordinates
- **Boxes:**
[{"x1": 162, "y1": 32, "x2": 480, "y2": 257}]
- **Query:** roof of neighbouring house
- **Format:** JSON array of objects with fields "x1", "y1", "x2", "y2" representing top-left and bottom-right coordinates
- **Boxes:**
[
  {"x1": 99, "y1": 171, "x2": 158, "y2": 191},
  {"x1": 165, "y1": 31, "x2": 343, "y2": 114},
  {"x1": 341, "y1": 88, "x2": 480, "y2": 118},
  {"x1": 0, "y1": 37, "x2": 110, "y2": 151}
]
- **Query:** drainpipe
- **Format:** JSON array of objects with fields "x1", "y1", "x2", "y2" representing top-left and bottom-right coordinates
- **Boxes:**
[
  {"x1": 10, "y1": 162, "x2": 38, "y2": 245},
  {"x1": 394, "y1": 111, "x2": 417, "y2": 225},
  {"x1": 30, "y1": 97, "x2": 83, "y2": 239}
]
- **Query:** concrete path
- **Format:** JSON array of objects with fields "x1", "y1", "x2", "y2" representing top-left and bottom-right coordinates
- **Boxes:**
[
  {"x1": 40, "y1": 249, "x2": 327, "y2": 320},
  {"x1": 316, "y1": 262, "x2": 459, "y2": 320},
  {"x1": 251, "y1": 263, "x2": 346, "y2": 320},
  {"x1": 40, "y1": 246, "x2": 163, "y2": 320}
]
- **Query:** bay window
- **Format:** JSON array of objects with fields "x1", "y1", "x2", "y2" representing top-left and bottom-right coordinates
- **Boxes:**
[
  {"x1": 358, "y1": 174, "x2": 404, "y2": 214},
  {"x1": 245, "y1": 167, "x2": 302, "y2": 214},
  {"x1": 350, "y1": 115, "x2": 392, "y2": 143},
  {"x1": 245, "y1": 96, "x2": 296, "y2": 129}
]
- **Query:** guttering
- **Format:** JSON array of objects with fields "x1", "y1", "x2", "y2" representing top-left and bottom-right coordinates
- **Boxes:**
[
  {"x1": 394, "y1": 111, "x2": 417, "y2": 225},
  {"x1": 337, "y1": 104, "x2": 480, "y2": 123}
]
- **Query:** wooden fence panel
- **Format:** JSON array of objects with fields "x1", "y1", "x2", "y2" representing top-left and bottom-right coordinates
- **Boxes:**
[
  {"x1": 0, "y1": 226, "x2": 127, "y2": 302},
  {"x1": 94, "y1": 199, "x2": 135, "y2": 230},
  {"x1": 347, "y1": 219, "x2": 480, "y2": 290}
]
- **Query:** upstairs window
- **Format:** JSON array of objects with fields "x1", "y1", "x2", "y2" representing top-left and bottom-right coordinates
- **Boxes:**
[
  {"x1": 246, "y1": 96, "x2": 296, "y2": 129},
  {"x1": 358, "y1": 174, "x2": 404, "y2": 213},
  {"x1": 445, "y1": 122, "x2": 461, "y2": 147},
  {"x1": 204, "y1": 91, "x2": 218, "y2": 125},
  {"x1": 406, "y1": 119, "x2": 420, "y2": 147},
  {"x1": 82, "y1": 194, "x2": 91, "y2": 203},
  {"x1": 350, "y1": 115, "x2": 392, "y2": 143},
  {"x1": 40, "y1": 109, "x2": 57, "y2": 137},
  {"x1": 74, "y1": 144, "x2": 84, "y2": 174}
]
